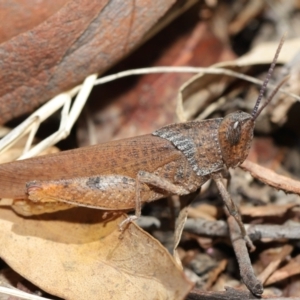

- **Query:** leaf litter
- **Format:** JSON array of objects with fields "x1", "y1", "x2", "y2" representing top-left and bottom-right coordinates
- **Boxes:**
[{"x1": 2, "y1": 1, "x2": 300, "y2": 299}]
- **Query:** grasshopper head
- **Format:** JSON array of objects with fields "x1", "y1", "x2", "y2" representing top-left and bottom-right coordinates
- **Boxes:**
[
  {"x1": 218, "y1": 75, "x2": 288, "y2": 169},
  {"x1": 219, "y1": 111, "x2": 254, "y2": 168}
]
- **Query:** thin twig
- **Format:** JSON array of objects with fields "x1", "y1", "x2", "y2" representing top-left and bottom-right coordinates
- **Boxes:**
[
  {"x1": 184, "y1": 219, "x2": 300, "y2": 241},
  {"x1": 94, "y1": 66, "x2": 300, "y2": 101},
  {"x1": 186, "y1": 286, "x2": 258, "y2": 300},
  {"x1": 187, "y1": 286, "x2": 300, "y2": 300},
  {"x1": 240, "y1": 160, "x2": 300, "y2": 195}
]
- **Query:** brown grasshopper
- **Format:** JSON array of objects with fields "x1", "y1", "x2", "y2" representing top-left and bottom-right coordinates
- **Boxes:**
[{"x1": 0, "y1": 38, "x2": 286, "y2": 251}]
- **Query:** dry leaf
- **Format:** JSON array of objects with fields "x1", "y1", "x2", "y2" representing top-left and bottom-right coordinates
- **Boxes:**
[
  {"x1": 240, "y1": 203, "x2": 298, "y2": 218},
  {"x1": 177, "y1": 38, "x2": 300, "y2": 122},
  {"x1": 266, "y1": 254, "x2": 300, "y2": 286},
  {"x1": 257, "y1": 245, "x2": 293, "y2": 284},
  {"x1": 0, "y1": 208, "x2": 192, "y2": 299},
  {"x1": 188, "y1": 204, "x2": 219, "y2": 220},
  {"x1": 0, "y1": 1, "x2": 67, "y2": 43}
]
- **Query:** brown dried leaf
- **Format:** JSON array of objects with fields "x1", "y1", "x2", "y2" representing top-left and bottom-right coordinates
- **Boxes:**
[
  {"x1": 257, "y1": 245, "x2": 293, "y2": 284},
  {"x1": 0, "y1": 208, "x2": 192, "y2": 299},
  {"x1": 0, "y1": 1, "x2": 67, "y2": 43},
  {"x1": 188, "y1": 203, "x2": 219, "y2": 220},
  {"x1": 178, "y1": 38, "x2": 300, "y2": 122},
  {"x1": 266, "y1": 254, "x2": 300, "y2": 286},
  {"x1": 240, "y1": 203, "x2": 298, "y2": 218},
  {"x1": 0, "y1": 0, "x2": 175, "y2": 124}
]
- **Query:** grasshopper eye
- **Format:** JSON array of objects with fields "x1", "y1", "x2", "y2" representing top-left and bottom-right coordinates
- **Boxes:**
[{"x1": 227, "y1": 121, "x2": 241, "y2": 145}]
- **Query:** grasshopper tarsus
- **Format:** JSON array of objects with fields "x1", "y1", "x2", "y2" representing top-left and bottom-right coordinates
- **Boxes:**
[{"x1": 119, "y1": 215, "x2": 138, "y2": 231}]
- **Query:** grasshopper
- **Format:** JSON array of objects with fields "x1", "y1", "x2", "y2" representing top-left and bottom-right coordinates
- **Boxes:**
[{"x1": 0, "y1": 38, "x2": 286, "y2": 251}]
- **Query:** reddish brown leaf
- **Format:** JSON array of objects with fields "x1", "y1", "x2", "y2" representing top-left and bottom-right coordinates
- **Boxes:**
[
  {"x1": 0, "y1": 0, "x2": 176, "y2": 124},
  {"x1": 0, "y1": 1, "x2": 67, "y2": 43}
]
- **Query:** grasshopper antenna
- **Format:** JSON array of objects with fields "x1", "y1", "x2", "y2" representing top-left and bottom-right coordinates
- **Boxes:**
[
  {"x1": 253, "y1": 75, "x2": 289, "y2": 120},
  {"x1": 251, "y1": 35, "x2": 286, "y2": 120}
]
